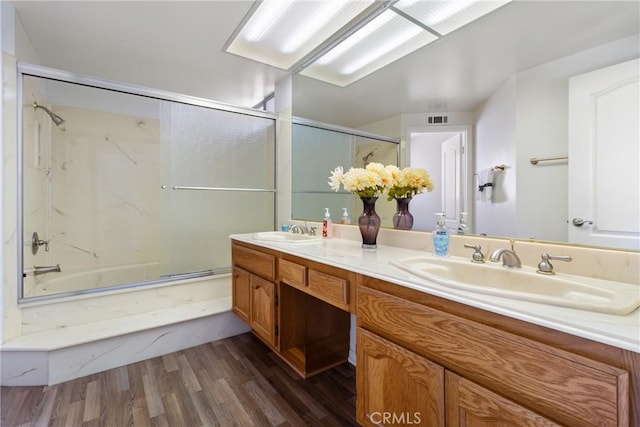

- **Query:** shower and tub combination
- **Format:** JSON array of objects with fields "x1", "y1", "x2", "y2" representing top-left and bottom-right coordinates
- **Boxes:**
[{"x1": 19, "y1": 64, "x2": 278, "y2": 301}]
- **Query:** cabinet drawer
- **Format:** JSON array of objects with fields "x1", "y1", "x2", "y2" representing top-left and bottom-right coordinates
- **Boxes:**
[
  {"x1": 309, "y1": 269, "x2": 349, "y2": 310},
  {"x1": 357, "y1": 285, "x2": 629, "y2": 427},
  {"x1": 279, "y1": 259, "x2": 307, "y2": 289},
  {"x1": 232, "y1": 243, "x2": 275, "y2": 280},
  {"x1": 445, "y1": 371, "x2": 561, "y2": 427}
]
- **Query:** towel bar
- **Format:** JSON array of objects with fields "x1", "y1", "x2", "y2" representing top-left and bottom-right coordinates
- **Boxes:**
[{"x1": 529, "y1": 156, "x2": 568, "y2": 165}]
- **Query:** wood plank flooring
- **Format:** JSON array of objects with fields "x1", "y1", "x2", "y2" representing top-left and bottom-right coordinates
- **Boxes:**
[{"x1": 0, "y1": 333, "x2": 357, "y2": 427}]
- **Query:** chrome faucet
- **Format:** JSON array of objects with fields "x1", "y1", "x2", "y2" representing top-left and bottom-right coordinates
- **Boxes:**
[
  {"x1": 463, "y1": 244, "x2": 485, "y2": 263},
  {"x1": 489, "y1": 248, "x2": 522, "y2": 268},
  {"x1": 536, "y1": 253, "x2": 572, "y2": 275},
  {"x1": 289, "y1": 224, "x2": 317, "y2": 235}
]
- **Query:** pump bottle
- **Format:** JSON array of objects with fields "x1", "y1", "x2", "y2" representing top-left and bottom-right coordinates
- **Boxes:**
[
  {"x1": 340, "y1": 208, "x2": 350, "y2": 224},
  {"x1": 433, "y1": 212, "x2": 450, "y2": 256},
  {"x1": 322, "y1": 208, "x2": 333, "y2": 238}
]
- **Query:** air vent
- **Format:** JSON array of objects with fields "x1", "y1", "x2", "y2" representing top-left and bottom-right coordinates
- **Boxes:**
[{"x1": 427, "y1": 115, "x2": 448, "y2": 124}]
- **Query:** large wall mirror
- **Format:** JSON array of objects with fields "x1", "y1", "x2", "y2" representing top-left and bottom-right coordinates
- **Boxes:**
[
  {"x1": 20, "y1": 65, "x2": 277, "y2": 301},
  {"x1": 291, "y1": 118, "x2": 400, "y2": 227},
  {"x1": 292, "y1": 0, "x2": 640, "y2": 251}
]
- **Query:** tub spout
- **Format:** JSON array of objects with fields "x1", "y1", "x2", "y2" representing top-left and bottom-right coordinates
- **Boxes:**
[{"x1": 33, "y1": 264, "x2": 61, "y2": 276}]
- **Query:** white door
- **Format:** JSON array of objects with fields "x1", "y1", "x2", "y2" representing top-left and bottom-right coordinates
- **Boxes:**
[
  {"x1": 442, "y1": 134, "x2": 462, "y2": 231},
  {"x1": 568, "y1": 58, "x2": 640, "y2": 249},
  {"x1": 408, "y1": 127, "x2": 471, "y2": 231}
]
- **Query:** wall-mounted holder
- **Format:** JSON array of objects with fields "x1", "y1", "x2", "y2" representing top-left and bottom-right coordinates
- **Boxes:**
[
  {"x1": 529, "y1": 156, "x2": 568, "y2": 165},
  {"x1": 32, "y1": 232, "x2": 50, "y2": 255}
]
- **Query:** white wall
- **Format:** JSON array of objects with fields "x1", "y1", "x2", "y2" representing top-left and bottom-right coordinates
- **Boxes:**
[
  {"x1": 408, "y1": 132, "x2": 454, "y2": 231},
  {"x1": 0, "y1": 2, "x2": 6, "y2": 344},
  {"x1": 475, "y1": 34, "x2": 640, "y2": 241},
  {"x1": 475, "y1": 77, "x2": 518, "y2": 237}
]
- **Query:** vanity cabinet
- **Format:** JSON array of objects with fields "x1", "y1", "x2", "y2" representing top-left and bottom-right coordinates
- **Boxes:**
[
  {"x1": 356, "y1": 278, "x2": 631, "y2": 427},
  {"x1": 249, "y1": 275, "x2": 276, "y2": 346},
  {"x1": 231, "y1": 240, "x2": 351, "y2": 377},
  {"x1": 357, "y1": 327, "x2": 445, "y2": 426},
  {"x1": 231, "y1": 243, "x2": 278, "y2": 347}
]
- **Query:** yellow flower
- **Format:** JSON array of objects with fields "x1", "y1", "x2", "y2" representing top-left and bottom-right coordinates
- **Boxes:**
[{"x1": 387, "y1": 167, "x2": 434, "y2": 200}]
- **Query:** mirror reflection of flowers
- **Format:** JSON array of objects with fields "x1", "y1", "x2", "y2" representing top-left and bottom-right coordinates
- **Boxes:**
[
  {"x1": 328, "y1": 162, "x2": 394, "y2": 198},
  {"x1": 386, "y1": 166, "x2": 435, "y2": 200}
]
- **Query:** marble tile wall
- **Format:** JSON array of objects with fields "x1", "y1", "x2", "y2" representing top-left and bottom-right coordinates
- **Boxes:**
[
  {"x1": 20, "y1": 103, "x2": 162, "y2": 297},
  {"x1": 49, "y1": 106, "x2": 161, "y2": 277}
]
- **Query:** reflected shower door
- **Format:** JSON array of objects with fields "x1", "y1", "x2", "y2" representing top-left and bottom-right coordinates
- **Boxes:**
[{"x1": 159, "y1": 102, "x2": 276, "y2": 276}]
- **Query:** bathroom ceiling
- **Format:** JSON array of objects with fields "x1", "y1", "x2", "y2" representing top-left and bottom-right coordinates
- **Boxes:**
[{"x1": 11, "y1": 1, "x2": 640, "y2": 128}]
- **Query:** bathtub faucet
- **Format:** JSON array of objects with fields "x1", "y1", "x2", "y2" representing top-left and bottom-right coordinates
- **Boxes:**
[{"x1": 33, "y1": 264, "x2": 61, "y2": 276}]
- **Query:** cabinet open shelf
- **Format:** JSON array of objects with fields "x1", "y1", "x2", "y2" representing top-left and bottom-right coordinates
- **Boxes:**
[{"x1": 279, "y1": 283, "x2": 350, "y2": 378}]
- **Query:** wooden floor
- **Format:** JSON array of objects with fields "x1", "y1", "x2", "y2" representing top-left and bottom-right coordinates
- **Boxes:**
[{"x1": 0, "y1": 333, "x2": 357, "y2": 427}]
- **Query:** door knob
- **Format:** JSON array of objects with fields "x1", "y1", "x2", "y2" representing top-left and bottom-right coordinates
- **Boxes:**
[{"x1": 571, "y1": 218, "x2": 593, "y2": 227}]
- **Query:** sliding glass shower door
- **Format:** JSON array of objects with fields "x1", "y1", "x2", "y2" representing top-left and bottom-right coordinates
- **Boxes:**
[
  {"x1": 159, "y1": 102, "x2": 276, "y2": 276},
  {"x1": 19, "y1": 66, "x2": 276, "y2": 300}
]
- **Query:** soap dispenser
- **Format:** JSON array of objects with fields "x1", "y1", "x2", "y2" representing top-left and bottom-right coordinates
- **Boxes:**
[
  {"x1": 322, "y1": 208, "x2": 333, "y2": 238},
  {"x1": 433, "y1": 212, "x2": 450, "y2": 256},
  {"x1": 458, "y1": 212, "x2": 468, "y2": 234},
  {"x1": 340, "y1": 208, "x2": 350, "y2": 225}
]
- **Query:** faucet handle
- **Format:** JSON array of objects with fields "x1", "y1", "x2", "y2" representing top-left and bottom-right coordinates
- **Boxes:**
[
  {"x1": 537, "y1": 253, "x2": 572, "y2": 275},
  {"x1": 463, "y1": 244, "x2": 485, "y2": 263},
  {"x1": 308, "y1": 226, "x2": 317, "y2": 236}
]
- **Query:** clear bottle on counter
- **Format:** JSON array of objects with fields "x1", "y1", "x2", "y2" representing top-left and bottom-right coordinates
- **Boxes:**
[
  {"x1": 340, "y1": 208, "x2": 350, "y2": 224},
  {"x1": 433, "y1": 212, "x2": 450, "y2": 256},
  {"x1": 322, "y1": 208, "x2": 333, "y2": 238}
]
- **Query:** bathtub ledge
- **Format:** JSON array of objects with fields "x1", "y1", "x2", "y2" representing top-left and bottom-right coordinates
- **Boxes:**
[
  {"x1": 2, "y1": 297, "x2": 234, "y2": 351},
  {"x1": 1, "y1": 298, "x2": 250, "y2": 386}
]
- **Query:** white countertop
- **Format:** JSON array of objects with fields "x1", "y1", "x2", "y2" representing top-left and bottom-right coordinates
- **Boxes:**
[{"x1": 230, "y1": 233, "x2": 640, "y2": 353}]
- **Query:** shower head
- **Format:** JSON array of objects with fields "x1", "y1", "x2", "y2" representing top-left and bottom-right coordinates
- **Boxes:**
[{"x1": 33, "y1": 102, "x2": 65, "y2": 127}]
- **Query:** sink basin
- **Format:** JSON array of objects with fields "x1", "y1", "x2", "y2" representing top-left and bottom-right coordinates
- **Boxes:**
[
  {"x1": 390, "y1": 256, "x2": 640, "y2": 315},
  {"x1": 252, "y1": 231, "x2": 321, "y2": 243}
]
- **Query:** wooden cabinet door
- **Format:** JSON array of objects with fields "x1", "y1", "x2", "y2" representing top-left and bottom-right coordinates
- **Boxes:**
[
  {"x1": 357, "y1": 328, "x2": 445, "y2": 427},
  {"x1": 232, "y1": 267, "x2": 250, "y2": 323},
  {"x1": 445, "y1": 371, "x2": 561, "y2": 427},
  {"x1": 250, "y1": 275, "x2": 276, "y2": 346}
]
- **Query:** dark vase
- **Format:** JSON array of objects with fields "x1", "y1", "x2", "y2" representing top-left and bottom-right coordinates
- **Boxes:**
[
  {"x1": 358, "y1": 197, "x2": 381, "y2": 249},
  {"x1": 393, "y1": 197, "x2": 414, "y2": 230}
]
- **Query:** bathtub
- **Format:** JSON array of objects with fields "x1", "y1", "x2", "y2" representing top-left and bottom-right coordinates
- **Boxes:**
[
  {"x1": 8, "y1": 269, "x2": 247, "y2": 386},
  {"x1": 24, "y1": 261, "x2": 161, "y2": 298}
]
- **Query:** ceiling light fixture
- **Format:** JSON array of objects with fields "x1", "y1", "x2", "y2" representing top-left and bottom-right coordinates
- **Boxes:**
[
  {"x1": 281, "y1": 1, "x2": 354, "y2": 53},
  {"x1": 300, "y1": 9, "x2": 437, "y2": 86},
  {"x1": 224, "y1": 0, "x2": 375, "y2": 71},
  {"x1": 394, "y1": 0, "x2": 512, "y2": 35},
  {"x1": 225, "y1": 0, "x2": 512, "y2": 86}
]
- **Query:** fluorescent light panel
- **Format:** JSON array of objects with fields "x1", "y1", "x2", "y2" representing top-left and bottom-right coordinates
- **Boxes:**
[
  {"x1": 226, "y1": 0, "x2": 374, "y2": 70},
  {"x1": 300, "y1": 10, "x2": 437, "y2": 86},
  {"x1": 394, "y1": 0, "x2": 512, "y2": 35},
  {"x1": 226, "y1": 0, "x2": 513, "y2": 86}
]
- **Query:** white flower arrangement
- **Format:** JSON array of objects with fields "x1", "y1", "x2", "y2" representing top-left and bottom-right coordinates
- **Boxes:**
[{"x1": 328, "y1": 162, "x2": 394, "y2": 198}]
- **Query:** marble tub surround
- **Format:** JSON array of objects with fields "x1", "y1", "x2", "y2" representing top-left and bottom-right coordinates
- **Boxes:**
[
  {"x1": 23, "y1": 104, "x2": 161, "y2": 293},
  {"x1": 18, "y1": 274, "x2": 232, "y2": 336},
  {"x1": 1, "y1": 274, "x2": 249, "y2": 385},
  {"x1": 233, "y1": 228, "x2": 639, "y2": 353},
  {"x1": 1, "y1": 307, "x2": 248, "y2": 386}
]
